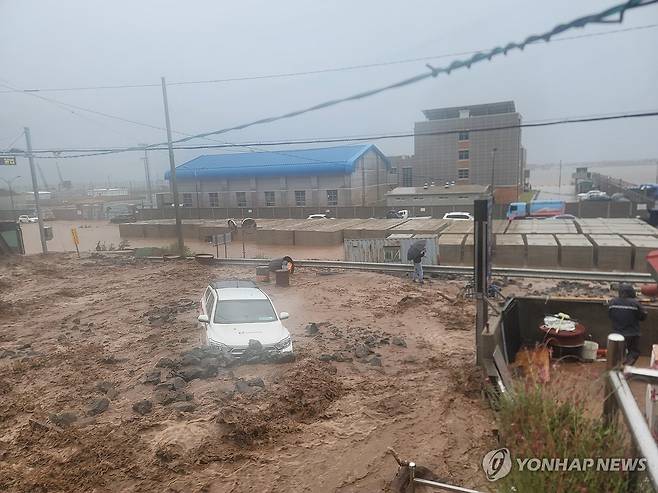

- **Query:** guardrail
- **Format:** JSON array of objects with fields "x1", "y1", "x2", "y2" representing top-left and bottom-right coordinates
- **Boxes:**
[
  {"x1": 205, "y1": 257, "x2": 652, "y2": 283},
  {"x1": 603, "y1": 334, "x2": 658, "y2": 490}
]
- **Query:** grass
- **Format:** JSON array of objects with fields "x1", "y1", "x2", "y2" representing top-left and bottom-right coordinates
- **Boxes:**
[{"x1": 495, "y1": 384, "x2": 640, "y2": 493}]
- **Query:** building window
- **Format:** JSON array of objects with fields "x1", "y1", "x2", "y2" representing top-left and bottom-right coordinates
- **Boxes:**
[
  {"x1": 327, "y1": 189, "x2": 338, "y2": 206},
  {"x1": 208, "y1": 192, "x2": 219, "y2": 208},
  {"x1": 182, "y1": 193, "x2": 193, "y2": 207},
  {"x1": 458, "y1": 150, "x2": 469, "y2": 160},
  {"x1": 458, "y1": 168, "x2": 470, "y2": 179},
  {"x1": 294, "y1": 190, "x2": 306, "y2": 207},
  {"x1": 264, "y1": 191, "x2": 275, "y2": 207},
  {"x1": 236, "y1": 191, "x2": 247, "y2": 208},
  {"x1": 458, "y1": 131, "x2": 469, "y2": 141},
  {"x1": 402, "y1": 167, "x2": 413, "y2": 187}
]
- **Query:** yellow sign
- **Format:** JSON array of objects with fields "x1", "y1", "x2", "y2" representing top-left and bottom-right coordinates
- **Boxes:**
[
  {"x1": 71, "y1": 227, "x2": 80, "y2": 246},
  {"x1": 1, "y1": 156, "x2": 16, "y2": 166}
]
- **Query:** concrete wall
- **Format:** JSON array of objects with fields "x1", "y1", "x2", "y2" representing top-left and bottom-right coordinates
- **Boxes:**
[
  {"x1": 143, "y1": 198, "x2": 636, "y2": 222},
  {"x1": 508, "y1": 297, "x2": 658, "y2": 358}
]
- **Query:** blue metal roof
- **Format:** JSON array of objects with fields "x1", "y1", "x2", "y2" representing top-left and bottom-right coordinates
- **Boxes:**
[{"x1": 165, "y1": 144, "x2": 390, "y2": 180}]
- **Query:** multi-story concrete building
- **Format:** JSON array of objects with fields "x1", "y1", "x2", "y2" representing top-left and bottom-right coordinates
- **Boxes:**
[
  {"x1": 396, "y1": 101, "x2": 525, "y2": 203},
  {"x1": 166, "y1": 144, "x2": 395, "y2": 208}
]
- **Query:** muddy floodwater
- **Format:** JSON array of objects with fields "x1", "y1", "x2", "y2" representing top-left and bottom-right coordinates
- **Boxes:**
[{"x1": 0, "y1": 254, "x2": 495, "y2": 492}]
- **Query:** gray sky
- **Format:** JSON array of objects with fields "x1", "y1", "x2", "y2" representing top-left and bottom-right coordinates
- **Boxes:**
[{"x1": 1, "y1": 0, "x2": 657, "y2": 189}]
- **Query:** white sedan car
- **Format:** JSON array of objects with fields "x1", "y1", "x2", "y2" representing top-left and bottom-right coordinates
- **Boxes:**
[
  {"x1": 443, "y1": 212, "x2": 474, "y2": 221},
  {"x1": 18, "y1": 215, "x2": 38, "y2": 224},
  {"x1": 197, "y1": 280, "x2": 293, "y2": 357}
]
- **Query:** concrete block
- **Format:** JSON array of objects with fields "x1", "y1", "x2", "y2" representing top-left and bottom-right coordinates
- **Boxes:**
[
  {"x1": 256, "y1": 228, "x2": 295, "y2": 245},
  {"x1": 118, "y1": 223, "x2": 145, "y2": 238},
  {"x1": 525, "y1": 234, "x2": 558, "y2": 268},
  {"x1": 590, "y1": 235, "x2": 631, "y2": 271},
  {"x1": 438, "y1": 234, "x2": 465, "y2": 265},
  {"x1": 493, "y1": 234, "x2": 525, "y2": 267},
  {"x1": 556, "y1": 234, "x2": 594, "y2": 269},
  {"x1": 144, "y1": 223, "x2": 162, "y2": 238},
  {"x1": 623, "y1": 235, "x2": 658, "y2": 272},
  {"x1": 294, "y1": 229, "x2": 343, "y2": 246}
]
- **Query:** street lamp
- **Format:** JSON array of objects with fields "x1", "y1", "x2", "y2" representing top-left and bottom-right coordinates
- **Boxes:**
[
  {"x1": 490, "y1": 148, "x2": 498, "y2": 203},
  {"x1": 0, "y1": 175, "x2": 21, "y2": 216}
]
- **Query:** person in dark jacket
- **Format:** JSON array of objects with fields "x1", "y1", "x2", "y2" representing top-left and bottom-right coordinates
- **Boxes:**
[
  {"x1": 608, "y1": 283, "x2": 647, "y2": 365},
  {"x1": 411, "y1": 248, "x2": 426, "y2": 284}
]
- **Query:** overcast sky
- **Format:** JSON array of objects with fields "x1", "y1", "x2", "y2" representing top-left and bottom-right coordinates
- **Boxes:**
[{"x1": 1, "y1": 0, "x2": 657, "y2": 189}]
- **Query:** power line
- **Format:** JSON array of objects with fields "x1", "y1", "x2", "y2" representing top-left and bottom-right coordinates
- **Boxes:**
[
  {"x1": 16, "y1": 110, "x2": 658, "y2": 158},
  {"x1": 167, "y1": 1, "x2": 658, "y2": 148},
  {"x1": 0, "y1": 81, "x2": 334, "y2": 165},
  {"x1": 6, "y1": 0, "x2": 658, "y2": 161},
  {"x1": 0, "y1": 23, "x2": 655, "y2": 94},
  {"x1": 1, "y1": 130, "x2": 25, "y2": 152}
]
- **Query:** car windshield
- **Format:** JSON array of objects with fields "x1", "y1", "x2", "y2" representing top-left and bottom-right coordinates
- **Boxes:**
[{"x1": 213, "y1": 299, "x2": 277, "y2": 324}]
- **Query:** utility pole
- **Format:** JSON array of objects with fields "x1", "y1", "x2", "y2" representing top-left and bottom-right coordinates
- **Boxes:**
[
  {"x1": 161, "y1": 77, "x2": 184, "y2": 256},
  {"x1": 140, "y1": 144, "x2": 154, "y2": 207},
  {"x1": 490, "y1": 147, "x2": 498, "y2": 203},
  {"x1": 558, "y1": 160, "x2": 562, "y2": 194},
  {"x1": 0, "y1": 175, "x2": 21, "y2": 217},
  {"x1": 24, "y1": 127, "x2": 48, "y2": 254}
]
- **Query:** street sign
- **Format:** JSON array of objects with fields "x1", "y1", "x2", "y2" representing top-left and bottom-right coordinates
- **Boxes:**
[
  {"x1": 211, "y1": 232, "x2": 231, "y2": 258},
  {"x1": 71, "y1": 227, "x2": 80, "y2": 258},
  {"x1": 212, "y1": 233, "x2": 231, "y2": 245},
  {"x1": 1, "y1": 156, "x2": 17, "y2": 166}
]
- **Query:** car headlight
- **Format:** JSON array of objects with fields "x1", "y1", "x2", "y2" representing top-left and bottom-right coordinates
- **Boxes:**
[{"x1": 274, "y1": 336, "x2": 291, "y2": 351}]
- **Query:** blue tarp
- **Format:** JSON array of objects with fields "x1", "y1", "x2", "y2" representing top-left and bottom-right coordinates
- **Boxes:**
[{"x1": 164, "y1": 144, "x2": 389, "y2": 180}]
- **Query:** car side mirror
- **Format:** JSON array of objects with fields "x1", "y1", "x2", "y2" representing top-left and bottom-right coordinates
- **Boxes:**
[
  {"x1": 198, "y1": 314, "x2": 209, "y2": 324},
  {"x1": 279, "y1": 312, "x2": 289, "y2": 320}
]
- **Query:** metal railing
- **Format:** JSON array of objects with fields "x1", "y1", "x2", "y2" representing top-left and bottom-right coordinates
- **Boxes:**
[
  {"x1": 388, "y1": 450, "x2": 484, "y2": 493},
  {"x1": 202, "y1": 257, "x2": 652, "y2": 283},
  {"x1": 603, "y1": 334, "x2": 658, "y2": 490}
]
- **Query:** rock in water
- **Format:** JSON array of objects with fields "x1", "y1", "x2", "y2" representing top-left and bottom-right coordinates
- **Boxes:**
[
  {"x1": 87, "y1": 397, "x2": 110, "y2": 416},
  {"x1": 132, "y1": 400, "x2": 153, "y2": 415}
]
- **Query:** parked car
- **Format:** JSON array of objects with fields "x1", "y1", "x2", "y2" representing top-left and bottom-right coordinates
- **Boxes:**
[
  {"x1": 307, "y1": 214, "x2": 331, "y2": 219},
  {"x1": 18, "y1": 215, "x2": 38, "y2": 224},
  {"x1": 197, "y1": 280, "x2": 293, "y2": 357},
  {"x1": 386, "y1": 209, "x2": 409, "y2": 219},
  {"x1": 584, "y1": 193, "x2": 611, "y2": 201},
  {"x1": 611, "y1": 193, "x2": 630, "y2": 202},
  {"x1": 578, "y1": 190, "x2": 609, "y2": 201},
  {"x1": 443, "y1": 212, "x2": 474, "y2": 221}
]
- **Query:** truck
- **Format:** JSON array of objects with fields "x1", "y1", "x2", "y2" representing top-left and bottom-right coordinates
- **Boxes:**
[{"x1": 506, "y1": 200, "x2": 566, "y2": 220}]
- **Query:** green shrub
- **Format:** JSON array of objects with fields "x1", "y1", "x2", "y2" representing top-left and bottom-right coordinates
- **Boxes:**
[{"x1": 496, "y1": 384, "x2": 634, "y2": 492}]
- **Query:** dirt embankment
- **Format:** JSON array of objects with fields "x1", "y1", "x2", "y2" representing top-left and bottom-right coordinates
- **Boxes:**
[{"x1": 0, "y1": 254, "x2": 496, "y2": 492}]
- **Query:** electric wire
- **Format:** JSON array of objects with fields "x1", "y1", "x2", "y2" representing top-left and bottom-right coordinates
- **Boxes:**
[
  {"x1": 0, "y1": 23, "x2": 655, "y2": 94},
  {"x1": 15, "y1": 110, "x2": 658, "y2": 158},
  {"x1": 4, "y1": 0, "x2": 658, "y2": 160}
]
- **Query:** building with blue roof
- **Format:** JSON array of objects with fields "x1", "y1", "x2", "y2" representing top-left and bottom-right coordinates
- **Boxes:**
[{"x1": 166, "y1": 144, "x2": 395, "y2": 208}]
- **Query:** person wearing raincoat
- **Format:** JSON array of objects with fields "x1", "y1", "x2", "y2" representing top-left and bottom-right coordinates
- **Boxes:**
[
  {"x1": 608, "y1": 283, "x2": 647, "y2": 365},
  {"x1": 407, "y1": 240, "x2": 426, "y2": 284}
]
